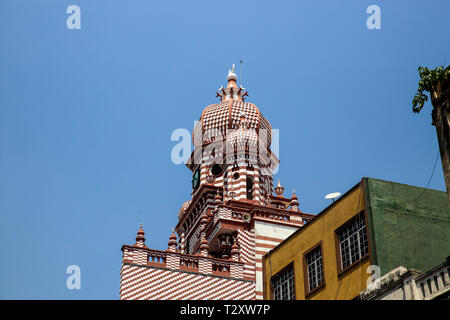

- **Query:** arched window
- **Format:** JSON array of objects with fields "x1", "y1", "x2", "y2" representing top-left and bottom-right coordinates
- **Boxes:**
[
  {"x1": 246, "y1": 176, "x2": 254, "y2": 200},
  {"x1": 223, "y1": 171, "x2": 228, "y2": 194}
]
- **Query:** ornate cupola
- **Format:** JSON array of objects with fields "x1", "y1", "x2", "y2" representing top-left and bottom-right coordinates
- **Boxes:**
[{"x1": 186, "y1": 65, "x2": 278, "y2": 207}]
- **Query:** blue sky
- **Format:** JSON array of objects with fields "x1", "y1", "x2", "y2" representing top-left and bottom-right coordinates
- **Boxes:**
[{"x1": 0, "y1": 0, "x2": 449, "y2": 299}]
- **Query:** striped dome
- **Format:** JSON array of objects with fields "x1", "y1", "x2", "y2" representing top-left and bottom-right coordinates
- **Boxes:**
[{"x1": 192, "y1": 100, "x2": 272, "y2": 147}]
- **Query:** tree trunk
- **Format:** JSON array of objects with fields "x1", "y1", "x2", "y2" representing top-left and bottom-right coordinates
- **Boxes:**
[{"x1": 431, "y1": 80, "x2": 450, "y2": 204}]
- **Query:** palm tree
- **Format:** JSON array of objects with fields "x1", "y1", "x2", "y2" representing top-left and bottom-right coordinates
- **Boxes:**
[{"x1": 413, "y1": 65, "x2": 450, "y2": 204}]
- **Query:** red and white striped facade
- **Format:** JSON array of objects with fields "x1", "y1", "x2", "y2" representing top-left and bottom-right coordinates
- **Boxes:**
[{"x1": 120, "y1": 66, "x2": 314, "y2": 300}]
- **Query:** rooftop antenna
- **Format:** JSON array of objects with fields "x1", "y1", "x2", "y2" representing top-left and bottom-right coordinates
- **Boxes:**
[{"x1": 325, "y1": 192, "x2": 341, "y2": 203}]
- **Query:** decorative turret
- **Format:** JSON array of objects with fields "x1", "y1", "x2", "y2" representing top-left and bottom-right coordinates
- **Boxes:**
[
  {"x1": 199, "y1": 236, "x2": 209, "y2": 257},
  {"x1": 134, "y1": 224, "x2": 147, "y2": 248},
  {"x1": 274, "y1": 179, "x2": 285, "y2": 197},
  {"x1": 167, "y1": 229, "x2": 178, "y2": 252},
  {"x1": 199, "y1": 212, "x2": 209, "y2": 257},
  {"x1": 231, "y1": 241, "x2": 240, "y2": 262},
  {"x1": 214, "y1": 189, "x2": 222, "y2": 207},
  {"x1": 290, "y1": 189, "x2": 299, "y2": 211},
  {"x1": 200, "y1": 211, "x2": 208, "y2": 228}
]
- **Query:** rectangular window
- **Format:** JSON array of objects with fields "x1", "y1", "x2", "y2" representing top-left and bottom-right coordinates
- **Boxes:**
[
  {"x1": 271, "y1": 264, "x2": 295, "y2": 300},
  {"x1": 337, "y1": 211, "x2": 369, "y2": 271},
  {"x1": 305, "y1": 245, "x2": 324, "y2": 293}
]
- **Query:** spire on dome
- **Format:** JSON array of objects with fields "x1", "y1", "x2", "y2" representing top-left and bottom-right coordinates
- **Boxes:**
[
  {"x1": 227, "y1": 64, "x2": 238, "y2": 85},
  {"x1": 216, "y1": 64, "x2": 248, "y2": 102}
]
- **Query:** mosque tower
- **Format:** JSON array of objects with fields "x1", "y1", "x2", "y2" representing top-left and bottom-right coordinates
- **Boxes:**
[{"x1": 120, "y1": 66, "x2": 314, "y2": 300}]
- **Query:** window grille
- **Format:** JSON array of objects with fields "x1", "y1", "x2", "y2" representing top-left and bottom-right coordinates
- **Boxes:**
[
  {"x1": 337, "y1": 211, "x2": 368, "y2": 270},
  {"x1": 306, "y1": 246, "x2": 324, "y2": 292},
  {"x1": 272, "y1": 265, "x2": 295, "y2": 300}
]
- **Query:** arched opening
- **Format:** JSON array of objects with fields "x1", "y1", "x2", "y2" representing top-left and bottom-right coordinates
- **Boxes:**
[
  {"x1": 246, "y1": 176, "x2": 254, "y2": 200},
  {"x1": 211, "y1": 163, "x2": 224, "y2": 176},
  {"x1": 223, "y1": 171, "x2": 228, "y2": 194}
]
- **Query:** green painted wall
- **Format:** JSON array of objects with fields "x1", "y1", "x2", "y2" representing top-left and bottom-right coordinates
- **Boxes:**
[{"x1": 364, "y1": 177, "x2": 450, "y2": 275}]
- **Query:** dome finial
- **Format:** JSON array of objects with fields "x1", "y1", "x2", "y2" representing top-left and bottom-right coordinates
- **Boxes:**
[
  {"x1": 227, "y1": 64, "x2": 238, "y2": 88},
  {"x1": 216, "y1": 64, "x2": 248, "y2": 101},
  {"x1": 227, "y1": 64, "x2": 237, "y2": 80}
]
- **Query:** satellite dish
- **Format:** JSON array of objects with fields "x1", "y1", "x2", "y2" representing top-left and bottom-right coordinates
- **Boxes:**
[{"x1": 325, "y1": 192, "x2": 341, "y2": 202}]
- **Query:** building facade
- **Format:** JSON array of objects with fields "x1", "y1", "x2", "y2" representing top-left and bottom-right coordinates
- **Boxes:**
[
  {"x1": 120, "y1": 66, "x2": 314, "y2": 300},
  {"x1": 359, "y1": 257, "x2": 450, "y2": 300},
  {"x1": 262, "y1": 177, "x2": 450, "y2": 300}
]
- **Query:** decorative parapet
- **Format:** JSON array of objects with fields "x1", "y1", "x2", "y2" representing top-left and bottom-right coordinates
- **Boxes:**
[
  {"x1": 147, "y1": 250, "x2": 167, "y2": 268},
  {"x1": 216, "y1": 202, "x2": 314, "y2": 225},
  {"x1": 180, "y1": 256, "x2": 199, "y2": 272},
  {"x1": 253, "y1": 209, "x2": 292, "y2": 223},
  {"x1": 415, "y1": 257, "x2": 450, "y2": 300},
  {"x1": 121, "y1": 245, "x2": 248, "y2": 280}
]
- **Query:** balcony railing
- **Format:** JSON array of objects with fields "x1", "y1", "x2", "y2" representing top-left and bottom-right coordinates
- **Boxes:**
[
  {"x1": 180, "y1": 257, "x2": 199, "y2": 272},
  {"x1": 147, "y1": 251, "x2": 167, "y2": 267},
  {"x1": 123, "y1": 246, "x2": 244, "y2": 279},
  {"x1": 212, "y1": 261, "x2": 231, "y2": 277},
  {"x1": 254, "y1": 210, "x2": 290, "y2": 222}
]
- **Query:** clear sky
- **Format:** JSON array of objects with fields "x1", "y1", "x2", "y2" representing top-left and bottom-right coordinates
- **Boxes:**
[{"x1": 0, "y1": 0, "x2": 449, "y2": 299}]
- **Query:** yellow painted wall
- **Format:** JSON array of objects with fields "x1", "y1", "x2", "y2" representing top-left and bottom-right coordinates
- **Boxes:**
[{"x1": 263, "y1": 182, "x2": 371, "y2": 300}]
